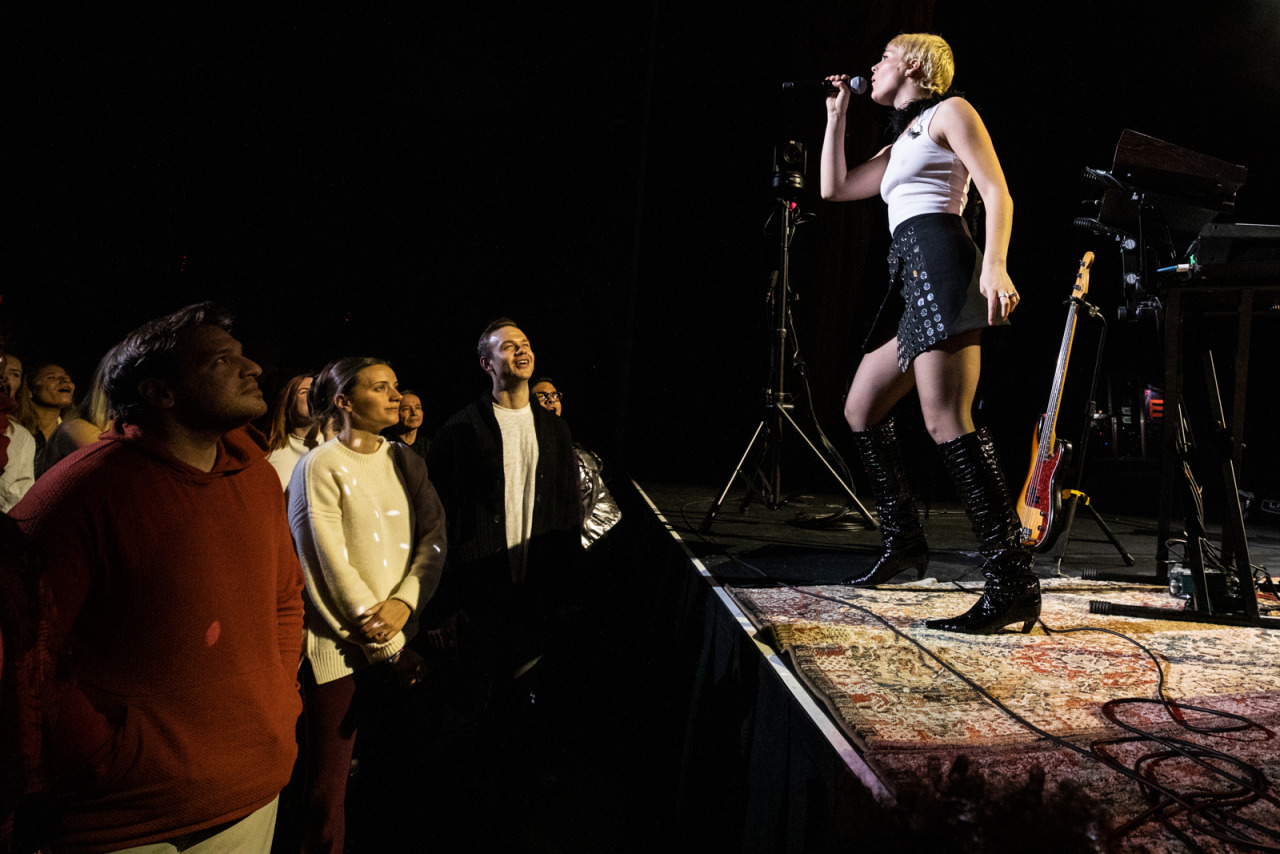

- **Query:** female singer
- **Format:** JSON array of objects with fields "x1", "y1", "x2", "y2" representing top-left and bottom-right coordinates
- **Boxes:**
[{"x1": 821, "y1": 33, "x2": 1037, "y2": 634}]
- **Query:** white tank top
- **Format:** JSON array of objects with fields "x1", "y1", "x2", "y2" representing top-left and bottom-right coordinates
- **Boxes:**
[{"x1": 880, "y1": 103, "x2": 971, "y2": 235}]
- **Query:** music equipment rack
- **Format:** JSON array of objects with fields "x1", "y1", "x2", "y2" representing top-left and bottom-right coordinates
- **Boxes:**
[{"x1": 1075, "y1": 130, "x2": 1277, "y2": 627}]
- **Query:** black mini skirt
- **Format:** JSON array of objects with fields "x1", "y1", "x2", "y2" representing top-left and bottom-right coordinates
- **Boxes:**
[{"x1": 862, "y1": 212, "x2": 999, "y2": 371}]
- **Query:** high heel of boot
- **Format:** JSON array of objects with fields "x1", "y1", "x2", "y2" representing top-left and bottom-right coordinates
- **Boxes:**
[
  {"x1": 843, "y1": 539, "x2": 929, "y2": 587},
  {"x1": 930, "y1": 428, "x2": 1041, "y2": 634},
  {"x1": 924, "y1": 577, "x2": 1041, "y2": 634}
]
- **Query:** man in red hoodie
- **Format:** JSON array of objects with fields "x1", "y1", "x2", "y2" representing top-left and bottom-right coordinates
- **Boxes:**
[{"x1": 11, "y1": 303, "x2": 304, "y2": 854}]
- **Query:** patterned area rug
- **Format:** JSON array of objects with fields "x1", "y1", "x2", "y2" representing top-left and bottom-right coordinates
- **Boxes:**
[{"x1": 729, "y1": 578, "x2": 1280, "y2": 851}]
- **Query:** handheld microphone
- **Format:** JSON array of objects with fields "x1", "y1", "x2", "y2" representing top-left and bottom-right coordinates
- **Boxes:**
[{"x1": 781, "y1": 76, "x2": 869, "y2": 95}]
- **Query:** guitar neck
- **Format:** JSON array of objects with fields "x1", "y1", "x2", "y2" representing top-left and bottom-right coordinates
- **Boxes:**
[
  {"x1": 1037, "y1": 252, "x2": 1094, "y2": 457},
  {"x1": 1040, "y1": 302, "x2": 1080, "y2": 451}
]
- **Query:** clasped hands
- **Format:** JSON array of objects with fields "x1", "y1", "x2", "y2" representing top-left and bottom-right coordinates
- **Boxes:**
[
  {"x1": 356, "y1": 599, "x2": 424, "y2": 686},
  {"x1": 355, "y1": 598, "x2": 411, "y2": 645}
]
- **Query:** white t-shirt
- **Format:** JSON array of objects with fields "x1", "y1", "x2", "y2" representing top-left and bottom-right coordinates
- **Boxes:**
[{"x1": 492, "y1": 402, "x2": 539, "y2": 582}]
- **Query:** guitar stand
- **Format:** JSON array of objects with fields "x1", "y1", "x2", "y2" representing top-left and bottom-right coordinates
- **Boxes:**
[
  {"x1": 1053, "y1": 489, "x2": 1135, "y2": 574},
  {"x1": 1041, "y1": 291, "x2": 1135, "y2": 573}
]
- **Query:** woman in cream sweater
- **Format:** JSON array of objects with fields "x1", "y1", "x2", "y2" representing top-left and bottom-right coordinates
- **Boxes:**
[{"x1": 287, "y1": 356, "x2": 447, "y2": 854}]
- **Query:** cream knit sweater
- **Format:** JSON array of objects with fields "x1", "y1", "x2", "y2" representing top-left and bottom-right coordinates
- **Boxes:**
[{"x1": 288, "y1": 437, "x2": 443, "y2": 684}]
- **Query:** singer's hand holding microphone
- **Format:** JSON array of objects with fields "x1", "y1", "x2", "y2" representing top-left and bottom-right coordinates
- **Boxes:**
[{"x1": 780, "y1": 75, "x2": 869, "y2": 115}]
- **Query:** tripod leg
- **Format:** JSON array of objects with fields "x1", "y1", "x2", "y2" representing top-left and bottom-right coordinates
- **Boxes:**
[
  {"x1": 776, "y1": 407, "x2": 877, "y2": 528},
  {"x1": 701, "y1": 421, "x2": 766, "y2": 533},
  {"x1": 1082, "y1": 500, "x2": 1135, "y2": 566},
  {"x1": 1052, "y1": 491, "x2": 1084, "y2": 575}
]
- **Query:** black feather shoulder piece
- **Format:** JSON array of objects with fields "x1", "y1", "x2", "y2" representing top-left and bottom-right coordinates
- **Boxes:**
[{"x1": 887, "y1": 90, "x2": 962, "y2": 139}]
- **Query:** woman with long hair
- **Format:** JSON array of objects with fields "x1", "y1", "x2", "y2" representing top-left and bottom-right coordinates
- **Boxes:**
[
  {"x1": 264, "y1": 372, "x2": 318, "y2": 489},
  {"x1": 286, "y1": 356, "x2": 447, "y2": 854},
  {"x1": 36, "y1": 347, "x2": 119, "y2": 478},
  {"x1": 17, "y1": 363, "x2": 75, "y2": 453},
  {"x1": 821, "y1": 33, "x2": 1035, "y2": 634}
]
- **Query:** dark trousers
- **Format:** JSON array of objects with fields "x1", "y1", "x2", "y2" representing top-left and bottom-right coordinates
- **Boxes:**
[{"x1": 299, "y1": 664, "x2": 362, "y2": 854}]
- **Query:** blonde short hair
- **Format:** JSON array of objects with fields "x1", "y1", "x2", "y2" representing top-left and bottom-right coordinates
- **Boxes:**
[{"x1": 888, "y1": 33, "x2": 955, "y2": 97}]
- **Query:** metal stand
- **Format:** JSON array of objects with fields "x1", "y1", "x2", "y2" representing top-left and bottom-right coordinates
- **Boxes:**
[
  {"x1": 1052, "y1": 299, "x2": 1135, "y2": 572},
  {"x1": 701, "y1": 196, "x2": 875, "y2": 533},
  {"x1": 1088, "y1": 353, "x2": 1278, "y2": 629},
  {"x1": 1056, "y1": 491, "x2": 1134, "y2": 572}
]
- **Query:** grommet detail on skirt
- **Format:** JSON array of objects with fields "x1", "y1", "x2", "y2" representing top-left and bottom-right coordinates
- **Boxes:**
[{"x1": 890, "y1": 225, "x2": 945, "y2": 371}]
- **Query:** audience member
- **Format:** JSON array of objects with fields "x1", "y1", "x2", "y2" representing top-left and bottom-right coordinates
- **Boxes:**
[
  {"x1": 10, "y1": 302, "x2": 305, "y2": 853},
  {"x1": 1, "y1": 333, "x2": 50, "y2": 850},
  {"x1": 0, "y1": 346, "x2": 12, "y2": 473},
  {"x1": 265, "y1": 372, "x2": 319, "y2": 489},
  {"x1": 427, "y1": 319, "x2": 579, "y2": 692},
  {"x1": 35, "y1": 347, "x2": 117, "y2": 479},
  {"x1": 530, "y1": 377, "x2": 562, "y2": 416},
  {"x1": 530, "y1": 375, "x2": 621, "y2": 549},
  {"x1": 2, "y1": 354, "x2": 23, "y2": 413},
  {"x1": 0, "y1": 352, "x2": 35, "y2": 512},
  {"x1": 17, "y1": 364, "x2": 75, "y2": 453},
  {"x1": 1, "y1": 493, "x2": 52, "y2": 854},
  {"x1": 383, "y1": 389, "x2": 430, "y2": 459},
  {"x1": 287, "y1": 356, "x2": 446, "y2": 854}
]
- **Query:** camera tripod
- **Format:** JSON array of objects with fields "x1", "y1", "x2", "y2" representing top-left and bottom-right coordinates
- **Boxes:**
[{"x1": 701, "y1": 193, "x2": 875, "y2": 533}]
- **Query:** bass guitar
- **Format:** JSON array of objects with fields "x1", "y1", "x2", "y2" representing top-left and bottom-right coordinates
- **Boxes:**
[{"x1": 1016, "y1": 251, "x2": 1094, "y2": 550}]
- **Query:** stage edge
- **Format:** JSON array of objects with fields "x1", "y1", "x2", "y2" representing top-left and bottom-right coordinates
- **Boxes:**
[{"x1": 632, "y1": 480, "x2": 896, "y2": 806}]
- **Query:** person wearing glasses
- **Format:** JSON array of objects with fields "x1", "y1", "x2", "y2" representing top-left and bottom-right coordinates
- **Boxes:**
[
  {"x1": 530, "y1": 376, "x2": 620, "y2": 549},
  {"x1": 530, "y1": 379, "x2": 562, "y2": 416}
]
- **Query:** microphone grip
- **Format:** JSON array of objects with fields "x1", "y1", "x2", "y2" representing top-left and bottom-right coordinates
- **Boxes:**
[{"x1": 782, "y1": 77, "x2": 868, "y2": 95}]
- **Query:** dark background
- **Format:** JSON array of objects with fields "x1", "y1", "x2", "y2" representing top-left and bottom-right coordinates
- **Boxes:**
[{"x1": 9, "y1": 1, "x2": 1280, "y2": 502}]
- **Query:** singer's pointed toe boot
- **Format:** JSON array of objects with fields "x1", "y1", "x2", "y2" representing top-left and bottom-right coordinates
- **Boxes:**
[
  {"x1": 843, "y1": 419, "x2": 930, "y2": 587},
  {"x1": 926, "y1": 428, "x2": 1040, "y2": 634}
]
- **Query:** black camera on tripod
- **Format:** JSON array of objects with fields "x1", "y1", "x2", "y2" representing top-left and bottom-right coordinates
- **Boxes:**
[{"x1": 771, "y1": 140, "x2": 806, "y2": 196}]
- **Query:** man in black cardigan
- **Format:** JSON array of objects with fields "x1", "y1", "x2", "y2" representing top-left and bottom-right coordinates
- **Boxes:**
[{"x1": 425, "y1": 317, "x2": 580, "y2": 684}]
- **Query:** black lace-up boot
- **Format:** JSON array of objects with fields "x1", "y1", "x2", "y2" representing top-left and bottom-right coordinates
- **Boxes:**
[
  {"x1": 843, "y1": 418, "x2": 930, "y2": 586},
  {"x1": 926, "y1": 428, "x2": 1040, "y2": 633}
]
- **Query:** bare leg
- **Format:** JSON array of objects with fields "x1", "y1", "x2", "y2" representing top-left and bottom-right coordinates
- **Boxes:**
[
  {"x1": 912, "y1": 329, "x2": 981, "y2": 443},
  {"x1": 843, "y1": 337, "x2": 916, "y2": 431}
]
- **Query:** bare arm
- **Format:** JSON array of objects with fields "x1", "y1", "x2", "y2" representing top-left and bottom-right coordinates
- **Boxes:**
[
  {"x1": 820, "y1": 75, "x2": 892, "y2": 202},
  {"x1": 932, "y1": 97, "x2": 1019, "y2": 324},
  {"x1": 63, "y1": 418, "x2": 108, "y2": 449}
]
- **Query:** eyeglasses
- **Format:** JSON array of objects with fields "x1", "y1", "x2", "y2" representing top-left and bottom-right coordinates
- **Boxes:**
[{"x1": 533, "y1": 391, "x2": 562, "y2": 403}]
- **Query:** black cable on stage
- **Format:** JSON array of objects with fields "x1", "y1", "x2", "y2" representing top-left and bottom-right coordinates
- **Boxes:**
[
  {"x1": 672, "y1": 505, "x2": 1279, "y2": 850},
  {"x1": 930, "y1": 573, "x2": 1279, "y2": 850}
]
